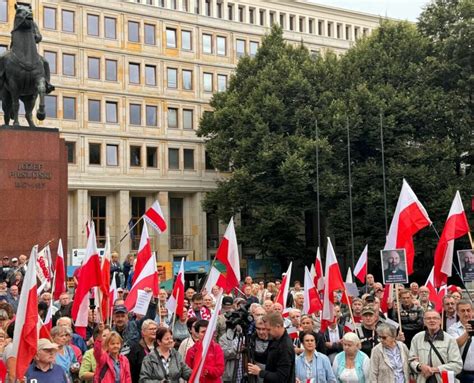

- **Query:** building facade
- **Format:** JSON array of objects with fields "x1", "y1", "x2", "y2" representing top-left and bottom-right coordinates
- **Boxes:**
[{"x1": 0, "y1": 0, "x2": 381, "y2": 266}]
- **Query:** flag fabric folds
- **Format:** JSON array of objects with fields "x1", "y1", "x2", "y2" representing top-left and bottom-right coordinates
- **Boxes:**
[
  {"x1": 144, "y1": 200, "x2": 167, "y2": 233},
  {"x1": 52, "y1": 238, "x2": 66, "y2": 300},
  {"x1": 100, "y1": 228, "x2": 112, "y2": 321},
  {"x1": 354, "y1": 244, "x2": 368, "y2": 283},
  {"x1": 132, "y1": 223, "x2": 153, "y2": 285},
  {"x1": 215, "y1": 217, "x2": 240, "y2": 294},
  {"x1": 314, "y1": 247, "x2": 324, "y2": 291},
  {"x1": 166, "y1": 258, "x2": 185, "y2": 319},
  {"x1": 203, "y1": 266, "x2": 227, "y2": 293},
  {"x1": 303, "y1": 266, "x2": 322, "y2": 315},
  {"x1": 275, "y1": 262, "x2": 292, "y2": 310}
]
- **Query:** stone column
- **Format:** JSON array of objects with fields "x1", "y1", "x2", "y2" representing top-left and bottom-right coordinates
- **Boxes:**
[
  {"x1": 156, "y1": 191, "x2": 170, "y2": 261},
  {"x1": 115, "y1": 190, "x2": 130, "y2": 261},
  {"x1": 190, "y1": 192, "x2": 206, "y2": 260},
  {"x1": 76, "y1": 189, "x2": 89, "y2": 252}
]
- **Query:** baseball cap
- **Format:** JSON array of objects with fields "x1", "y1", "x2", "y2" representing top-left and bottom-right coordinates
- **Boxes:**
[
  {"x1": 113, "y1": 304, "x2": 128, "y2": 314},
  {"x1": 222, "y1": 296, "x2": 234, "y2": 306},
  {"x1": 362, "y1": 305, "x2": 375, "y2": 316},
  {"x1": 38, "y1": 338, "x2": 59, "y2": 351},
  {"x1": 11, "y1": 258, "x2": 18, "y2": 262}
]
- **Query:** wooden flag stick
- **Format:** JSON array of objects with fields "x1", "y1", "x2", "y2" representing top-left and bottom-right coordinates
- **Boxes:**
[
  {"x1": 171, "y1": 286, "x2": 180, "y2": 329},
  {"x1": 395, "y1": 284, "x2": 402, "y2": 331},
  {"x1": 468, "y1": 232, "x2": 474, "y2": 250},
  {"x1": 344, "y1": 291, "x2": 355, "y2": 325}
]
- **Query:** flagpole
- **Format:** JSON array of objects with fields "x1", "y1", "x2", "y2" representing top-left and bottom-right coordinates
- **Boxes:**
[
  {"x1": 380, "y1": 111, "x2": 388, "y2": 234},
  {"x1": 346, "y1": 116, "x2": 355, "y2": 268},
  {"x1": 468, "y1": 232, "x2": 474, "y2": 249},
  {"x1": 116, "y1": 216, "x2": 144, "y2": 245},
  {"x1": 344, "y1": 291, "x2": 355, "y2": 325},
  {"x1": 395, "y1": 284, "x2": 402, "y2": 330},
  {"x1": 172, "y1": 286, "x2": 180, "y2": 329},
  {"x1": 315, "y1": 120, "x2": 321, "y2": 248}
]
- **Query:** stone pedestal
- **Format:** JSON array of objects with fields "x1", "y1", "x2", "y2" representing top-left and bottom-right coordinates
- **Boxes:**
[{"x1": 0, "y1": 126, "x2": 68, "y2": 260}]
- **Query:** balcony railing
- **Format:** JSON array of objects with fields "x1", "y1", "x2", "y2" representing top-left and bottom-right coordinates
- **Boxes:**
[{"x1": 170, "y1": 235, "x2": 193, "y2": 250}]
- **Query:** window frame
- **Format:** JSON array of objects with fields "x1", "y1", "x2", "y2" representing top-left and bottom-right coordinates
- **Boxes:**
[{"x1": 87, "y1": 13, "x2": 100, "y2": 36}]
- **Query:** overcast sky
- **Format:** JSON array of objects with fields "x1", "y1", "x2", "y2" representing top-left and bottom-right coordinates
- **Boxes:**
[{"x1": 309, "y1": 0, "x2": 430, "y2": 21}]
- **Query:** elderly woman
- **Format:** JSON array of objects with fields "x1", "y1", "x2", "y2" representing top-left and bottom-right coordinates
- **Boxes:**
[
  {"x1": 51, "y1": 325, "x2": 79, "y2": 380},
  {"x1": 369, "y1": 323, "x2": 410, "y2": 382},
  {"x1": 332, "y1": 332, "x2": 370, "y2": 383}
]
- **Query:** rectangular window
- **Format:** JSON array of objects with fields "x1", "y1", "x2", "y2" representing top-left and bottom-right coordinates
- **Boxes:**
[
  {"x1": 168, "y1": 148, "x2": 180, "y2": 169},
  {"x1": 181, "y1": 30, "x2": 192, "y2": 51},
  {"x1": 130, "y1": 104, "x2": 141, "y2": 125},
  {"x1": 217, "y1": 36, "x2": 226, "y2": 56},
  {"x1": 203, "y1": 72, "x2": 213, "y2": 92},
  {"x1": 89, "y1": 143, "x2": 101, "y2": 165},
  {"x1": 345, "y1": 25, "x2": 351, "y2": 40},
  {"x1": 167, "y1": 68, "x2": 177, "y2": 89},
  {"x1": 91, "y1": 196, "x2": 106, "y2": 246},
  {"x1": 289, "y1": 16, "x2": 294, "y2": 31},
  {"x1": 105, "y1": 59, "x2": 117, "y2": 81},
  {"x1": 170, "y1": 198, "x2": 184, "y2": 248},
  {"x1": 205, "y1": 0, "x2": 211, "y2": 16},
  {"x1": 270, "y1": 12, "x2": 275, "y2": 26},
  {"x1": 327, "y1": 22, "x2": 333, "y2": 37},
  {"x1": 168, "y1": 108, "x2": 178, "y2": 129},
  {"x1": 145, "y1": 65, "x2": 156, "y2": 86},
  {"x1": 183, "y1": 109, "x2": 193, "y2": 130},
  {"x1": 45, "y1": 95, "x2": 57, "y2": 118},
  {"x1": 106, "y1": 144, "x2": 118, "y2": 166},
  {"x1": 280, "y1": 13, "x2": 285, "y2": 28},
  {"x1": 170, "y1": 0, "x2": 177, "y2": 9},
  {"x1": 249, "y1": 8, "x2": 255, "y2": 24},
  {"x1": 147, "y1": 147, "x2": 158, "y2": 168},
  {"x1": 238, "y1": 6, "x2": 244, "y2": 22},
  {"x1": 217, "y1": 74, "x2": 227, "y2": 92},
  {"x1": 205, "y1": 151, "x2": 215, "y2": 170},
  {"x1": 62, "y1": 10, "x2": 75, "y2": 32},
  {"x1": 202, "y1": 34, "x2": 212, "y2": 54},
  {"x1": 217, "y1": 2, "x2": 222, "y2": 18},
  {"x1": 250, "y1": 41, "x2": 258, "y2": 58},
  {"x1": 182, "y1": 70, "x2": 192, "y2": 90},
  {"x1": 337, "y1": 23, "x2": 342, "y2": 39},
  {"x1": 88, "y1": 99, "x2": 101, "y2": 122},
  {"x1": 130, "y1": 146, "x2": 141, "y2": 166},
  {"x1": 166, "y1": 28, "x2": 177, "y2": 48},
  {"x1": 106, "y1": 101, "x2": 118, "y2": 123},
  {"x1": 300, "y1": 17, "x2": 305, "y2": 32},
  {"x1": 236, "y1": 39, "x2": 245, "y2": 58},
  {"x1": 63, "y1": 97, "x2": 76, "y2": 120},
  {"x1": 128, "y1": 21, "x2": 140, "y2": 42},
  {"x1": 259, "y1": 10, "x2": 265, "y2": 26},
  {"x1": 182, "y1": 0, "x2": 189, "y2": 12},
  {"x1": 0, "y1": 0, "x2": 7, "y2": 22},
  {"x1": 309, "y1": 19, "x2": 314, "y2": 34},
  {"x1": 144, "y1": 24, "x2": 156, "y2": 45},
  {"x1": 66, "y1": 142, "x2": 75, "y2": 164},
  {"x1": 44, "y1": 51, "x2": 57, "y2": 74},
  {"x1": 44, "y1": 7, "x2": 56, "y2": 30},
  {"x1": 183, "y1": 149, "x2": 194, "y2": 170},
  {"x1": 105, "y1": 17, "x2": 117, "y2": 39},
  {"x1": 146, "y1": 105, "x2": 158, "y2": 127},
  {"x1": 227, "y1": 4, "x2": 233, "y2": 20},
  {"x1": 87, "y1": 14, "x2": 99, "y2": 36},
  {"x1": 88, "y1": 57, "x2": 100, "y2": 79},
  {"x1": 129, "y1": 63, "x2": 140, "y2": 84}
]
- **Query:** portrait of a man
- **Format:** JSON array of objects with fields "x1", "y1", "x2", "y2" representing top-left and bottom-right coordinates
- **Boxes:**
[
  {"x1": 381, "y1": 249, "x2": 408, "y2": 284},
  {"x1": 458, "y1": 249, "x2": 474, "y2": 282}
]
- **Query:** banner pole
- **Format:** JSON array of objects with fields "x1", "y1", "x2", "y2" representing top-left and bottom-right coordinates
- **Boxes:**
[{"x1": 395, "y1": 284, "x2": 402, "y2": 331}]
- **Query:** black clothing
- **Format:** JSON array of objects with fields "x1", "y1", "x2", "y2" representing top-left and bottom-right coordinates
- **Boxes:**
[
  {"x1": 389, "y1": 304, "x2": 423, "y2": 347},
  {"x1": 259, "y1": 330, "x2": 295, "y2": 383},
  {"x1": 322, "y1": 324, "x2": 344, "y2": 357},
  {"x1": 127, "y1": 339, "x2": 152, "y2": 383},
  {"x1": 356, "y1": 324, "x2": 380, "y2": 357}
]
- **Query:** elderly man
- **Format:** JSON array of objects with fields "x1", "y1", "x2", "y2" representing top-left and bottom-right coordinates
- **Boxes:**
[
  {"x1": 25, "y1": 338, "x2": 68, "y2": 382},
  {"x1": 442, "y1": 294, "x2": 459, "y2": 331},
  {"x1": 409, "y1": 310, "x2": 462, "y2": 382},
  {"x1": 111, "y1": 304, "x2": 139, "y2": 355},
  {"x1": 418, "y1": 286, "x2": 434, "y2": 312}
]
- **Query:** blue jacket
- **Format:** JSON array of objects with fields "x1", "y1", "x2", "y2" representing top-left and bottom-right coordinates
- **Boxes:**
[{"x1": 295, "y1": 352, "x2": 336, "y2": 383}]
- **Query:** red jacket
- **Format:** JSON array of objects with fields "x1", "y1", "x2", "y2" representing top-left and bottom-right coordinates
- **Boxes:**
[
  {"x1": 94, "y1": 338, "x2": 132, "y2": 383},
  {"x1": 186, "y1": 339, "x2": 225, "y2": 383}
]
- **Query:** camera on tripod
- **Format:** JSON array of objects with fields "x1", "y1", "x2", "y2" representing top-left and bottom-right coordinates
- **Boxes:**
[{"x1": 224, "y1": 305, "x2": 254, "y2": 333}]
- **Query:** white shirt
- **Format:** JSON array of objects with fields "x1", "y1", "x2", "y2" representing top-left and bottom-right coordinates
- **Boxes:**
[
  {"x1": 446, "y1": 315, "x2": 457, "y2": 331},
  {"x1": 448, "y1": 321, "x2": 474, "y2": 371}
]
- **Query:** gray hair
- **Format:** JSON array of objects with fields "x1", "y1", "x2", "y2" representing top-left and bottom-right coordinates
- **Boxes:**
[
  {"x1": 51, "y1": 325, "x2": 72, "y2": 338},
  {"x1": 141, "y1": 319, "x2": 158, "y2": 332},
  {"x1": 376, "y1": 323, "x2": 397, "y2": 338}
]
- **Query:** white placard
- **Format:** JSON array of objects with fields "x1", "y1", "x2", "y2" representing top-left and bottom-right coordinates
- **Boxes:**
[{"x1": 133, "y1": 290, "x2": 152, "y2": 316}]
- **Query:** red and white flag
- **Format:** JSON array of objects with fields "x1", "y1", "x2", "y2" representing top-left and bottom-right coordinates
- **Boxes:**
[
  {"x1": 166, "y1": 258, "x2": 185, "y2": 319},
  {"x1": 425, "y1": 268, "x2": 445, "y2": 313},
  {"x1": 100, "y1": 228, "x2": 112, "y2": 321},
  {"x1": 132, "y1": 223, "x2": 153, "y2": 285},
  {"x1": 354, "y1": 245, "x2": 368, "y2": 283},
  {"x1": 144, "y1": 200, "x2": 167, "y2": 233},
  {"x1": 71, "y1": 222, "x2": 103, "y2": 337},
  {"x1": 287, "y1": 326, "x2": 299, "y2": 339},
  {"x1": 433, "y1": 191, "x2": 470, "y2": 287},
  {"x1": 52, "y1": 239, "x2": 66, "y2": 300},
  {"x1": 215, "y1": 217, "x2": 240, "y2": 294},
  {"x1": 441, "y1": 371, "x2": 455, "y2": 383},
  {"x1": 275, "y1": 262, "x2": 292, "y2": 310},
  {"x1": 314, "y1": 247, "x2": 324, "y2": 291},
  {"x1": 303, "y1": 266, "x2": 322, "y2": 315},
  {"x1": 189, "y1": 294, "x2": 223, "y2": 383},
  {"x1": 203, "y1": 266, "x2": 227, "y2": 293},
  {"x1": 12, "y1": 245, "x2": 39, "y2": 380},
  {"x1": 344, "y1": 320, "x2": 355, "y2": 333},
  {"x1": 108, "y1": 272, "x2": 119, "y2": 317},
  {"x1": 38, "y1": 302, "x2": 53, "y2": 339},
  {"x1": 321, "y1": 238, "x2": 345, "y2": 332},
  {"x1": 380, "y1": 283, "x2": 393, "y2": 314},
  {"x1": 384, "y1": 179, "x2": 431, "y2": 275},
  {"x1": 85, "y1": 220, "x2": 93, "y2": 239}
]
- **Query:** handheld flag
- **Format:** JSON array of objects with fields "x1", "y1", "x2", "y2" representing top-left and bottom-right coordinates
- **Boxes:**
[
  {"x1": 215, "y1": 217, "x2": 240, "y2": 293},
  {"x1": 52, "y1": 238, "x2": 66, "y2": 300},
  {"x1": 144, "y1": 200, "x2": 167, "y2": 233},
  {"x1": 166, "y1": 258, "x2": 185, "y2": 319},
  {"x1": 353, "y1": 245, "x2": 368, "y2": 283}
]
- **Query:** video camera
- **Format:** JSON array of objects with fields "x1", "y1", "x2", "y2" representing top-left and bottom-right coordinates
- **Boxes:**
[{"x1": 224, "y1": 304, "x2": 254, "y2": 333}]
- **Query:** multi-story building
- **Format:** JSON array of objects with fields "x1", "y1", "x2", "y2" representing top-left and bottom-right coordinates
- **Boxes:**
[{"x1": 0, "y1": 0, "x2": 381, "y2": 276}]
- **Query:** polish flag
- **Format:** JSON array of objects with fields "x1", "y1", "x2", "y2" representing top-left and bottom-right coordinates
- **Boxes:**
[
  {"x1": 132, "y1": 223, "x2": 153, "y2": 285},
  {"x1": 314, "y1": 247, "x2": 324, "y2": 291},
  {"x1": 166, "y1": 258, "x2": 185, "y2": 319},
  {"x1": 215, "y1": 217, "x2": 240, "y2": 294},
  {"x1": 384, "y1": 179, "x2": 431, "y2": 275},
  {"x1": 344, "y1": 320, "x2": 355, "y2": 333},
  {"x1": 109, "y1": 272, "x2": 119, "y2": 317},
  {"x1": 287, "y1": 326, "x2": 299, "y2": 339},
  {"x1": 125, "y1": 249, "x2": 159, "y2": 312},
  {"x1": 441, "y1": 371, "x2": 455, "y2": 383},
  {"x1": 354, "y1": 245, "x2": 368, "y2": 283},
  {"x1": 144, "y1": 200, "x2": 167, "y2": 233},
  {"x1": 85, "y1": 220, "x2": 93, "y2": 239},
  {"x1": 189, "y1": 295, "x2": 223, "y2": 383},
  {"x1": 321, "y1": 238, "x2": 345, "y2": 332},
  {"x1": 100, "y1": 228, "x2": 112, "y2": 321},
  {"x1": 52, "y1": 238, "x2": 66, "y2": 300},
  {"x1": 303, "y1": 266, "x2": 322, "y2": 315},
  {"x1": 433, "y1": 191, "x2": 470, "y2": 287},
  {"x1": 38, "y1": 302, "x2": 53, "y2": 339},
  {"x1": 12, "y1": 245, "x2": 39, "y2": 380},
  {"x1": 203, "y1": 266, "x2": 227, "y2": 293},
  {"x1": 71, "y1": 223, "x2": 103, "y2": 337},
  {"x1": 275, "y1": 262, "x2": 292, "y2": 310},
  {"x1": 380, "y1": 283, "x2": 393, "y2": 314}
]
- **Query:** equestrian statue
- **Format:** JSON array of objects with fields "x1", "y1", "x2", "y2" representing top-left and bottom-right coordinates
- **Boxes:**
[{"x1": 0, "y1": 3, "x2": 54, "y2": 128}]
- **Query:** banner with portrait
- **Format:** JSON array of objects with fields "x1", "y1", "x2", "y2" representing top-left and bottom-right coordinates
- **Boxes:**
[
  {"x1": 381, "y1": 249, "x2": 408, "y2": 284},
  {"x1": 457, "y1": 249, "x2": 474, "y2": 282}
]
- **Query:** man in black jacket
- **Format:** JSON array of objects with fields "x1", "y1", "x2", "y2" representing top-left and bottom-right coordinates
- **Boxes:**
[{"x1": 248, "y1": 312, "x2": 295, "y2": 382}]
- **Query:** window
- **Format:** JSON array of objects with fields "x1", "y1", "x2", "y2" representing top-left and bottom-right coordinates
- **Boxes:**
[
  {"x1": 327, "y1": 22, "x2": 333, "y2": 37},
  {"x1": 170, "y1": 198, "x2": 184, "y2": 248},
  {"x1": 280, "y1": 13, "x2": 285, "y2": 28},
  {"x1": 144, "y1": 24, "x2": 155, "y2": 45},
  {"x1": 182, "y1": 0, "x2": 189, "y2": 12},
  {"x1": 238, "y1": 6, "x2": 244, "y2": 22},
  {"x1": 166, "y1": 28, "x2": 177, "y2": 48},
  {"x1": 89, "y1": 143, "x2": 101, "y2": 164},
  {"x1": 88, "y1": 57, "x2": 100, "y2": 79},
  {"x1": 168, "y1": 108, "x2": 178, "y2": 128},
  {"x1": 168, "y1": 148, "x2": 179, "y2": 169},
  {"x1": 289, "y1": 16, "x2": 294, "y2": 31},
  {"x1": 87, "y1": 14, "x2": 99, "y2": 36},
  {"x1": 66, "y1": 142, "x2": 75, "y2": 164},
  {"x1": 128, "y1": 21, "x2": 139, "y2": 42},
  {"x1": 129, "y1": 63, "x2": 140, "y2": 84},
  {"x1": 106, "y1": 101, "x2": 118, "y2": 123},
  {"x1": 44, "y1": 8, "x2": 56, "y2": 30},
  {"x1": 318, "y1": 21, "x2": 324, "y2": 36},
  {"x1": 88, "y1": 100, "x2": 101, "y2": 122},
  {"x1": 236, "y1": 39, "x2": 245, "y2": 58},
  {"x1": 130, "y1": 146, "x2": 141, "y2": 166},
  {"x1": 250, "y1": 41, "x2": 258, "y2": 58},
  {"x1": 63, "y1": 97, "x2": 76, "y2": 120},
  {"x1": 205, "y1": 151, "x2": 215, "y2": 170},
  {"x1": 300, "y1": 17, "x2": 305, "y2": 32},
  {"x1": 203, "y1": 72, "x2": 213, "y2": 92},
  {"x1": 217, "y1": 74, "x2": 227, "y2": 92},
  {"x1": 183, "y1": 109, "x2": 193, "y2": 130},
  {"x1": 145, "y1": 65, "x2": 156, "y2": 86},
  {"x1": 217, "y1": 2, "x2": 222, "y2": 18},
  {"x1": 146, "y1": 105, "x2": 158, "y2": 126},
  {"x1": 309, "y1": 19, "x2": 314, "y2": 34},
  {"x1": 105, "y1": 17, "x2": 117, "y2": 39},
  {"x1": 44, "y1": 51, "x2": 57, "y2": 74},
  {"x1": 270, "y1": 12, "x2": 275, "y2": 26},
  {"x1": 337, "y1": 23, "x2": 342, "y2": 39},
  {"x1": 205, "y1": 0, "x2": 211, "y2": 16},
  {"x1": 147, "y1": 147, "x2": 158, "y2": 168},
  {"x1": 130, "y1": 104, "x2": 141, "y2": 125},
  {"x1": 170, "y1": 0, "x2": 177, "y2": 9},
  {"x1": 227, "y1": 4, "x2": 233, "y2": 20},
  {"x1": 167, "y1": 68, "x2": 177, "y2": 89},
  {"x1": 249, "y1": 8, "x2": 255, "y2": 24},
  {"x1": 183, "y1": 149, "x2": 194, "y2": 170},
  {"x1": 45, "y1": 95, "x2": 57, "y2": 118},
  {"x1": 259, "y1": 9, "x2": 265, "y2": 26},
  {"x1": 106, "y1": 144, "x2": 118, "y2": 166},
  {"x1": 0, "y1": 0, "x2": 7, "y2": 22},
  {"x1": 181, "y1": 30, "x2": 192, "y2": 51},
  {"x1": 217, "y1": 36, "x2": 226, "y2": 56},
  {"x1": 182, "y1": 70, "x2": 192, "y2": 90},
  {"x1": 62, "y1": 10, "x2": 74, "y2": 32},
  {"x1": 345, "y1": 25, "x2": 351, "y2": 40},
  {"x1": 0, "y1": 45, "x2": 7, "y2": 54},
  {"x1": 105, "y1": 59, "x2": 117, "y2": 81},
  {"x1": 62, "y1": 53, "x2": 75, "y2": 76},
  {"x1": 91, "y1": 196, "x2": 106, "y2": 246},
  {"x1": 202, "y1": 34, "x2": 212, "y2": 54}
]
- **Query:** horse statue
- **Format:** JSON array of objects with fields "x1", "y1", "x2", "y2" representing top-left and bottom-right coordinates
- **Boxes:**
[{"x1": 0, "y1": 4, "x2": 54, "y2": 128}]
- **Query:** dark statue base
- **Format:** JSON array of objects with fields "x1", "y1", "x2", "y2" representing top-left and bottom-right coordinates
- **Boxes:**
[{"x1": 0, "y1": 126, "x2": 68, "y2": 259}]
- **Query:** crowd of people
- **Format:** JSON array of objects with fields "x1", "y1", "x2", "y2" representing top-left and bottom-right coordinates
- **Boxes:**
[{"x1": 0, "y1": 253, "x2": 473, "y2": 383}]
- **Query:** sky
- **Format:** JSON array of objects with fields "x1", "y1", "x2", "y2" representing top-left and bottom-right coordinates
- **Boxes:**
[{"x1": 308, "y1": 0, "x2": 430, "y2": 22}]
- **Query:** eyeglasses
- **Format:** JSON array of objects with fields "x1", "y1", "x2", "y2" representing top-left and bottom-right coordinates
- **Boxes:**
[{"x1": 379, "y1": 336, "x2": 388, "y2": 340}]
